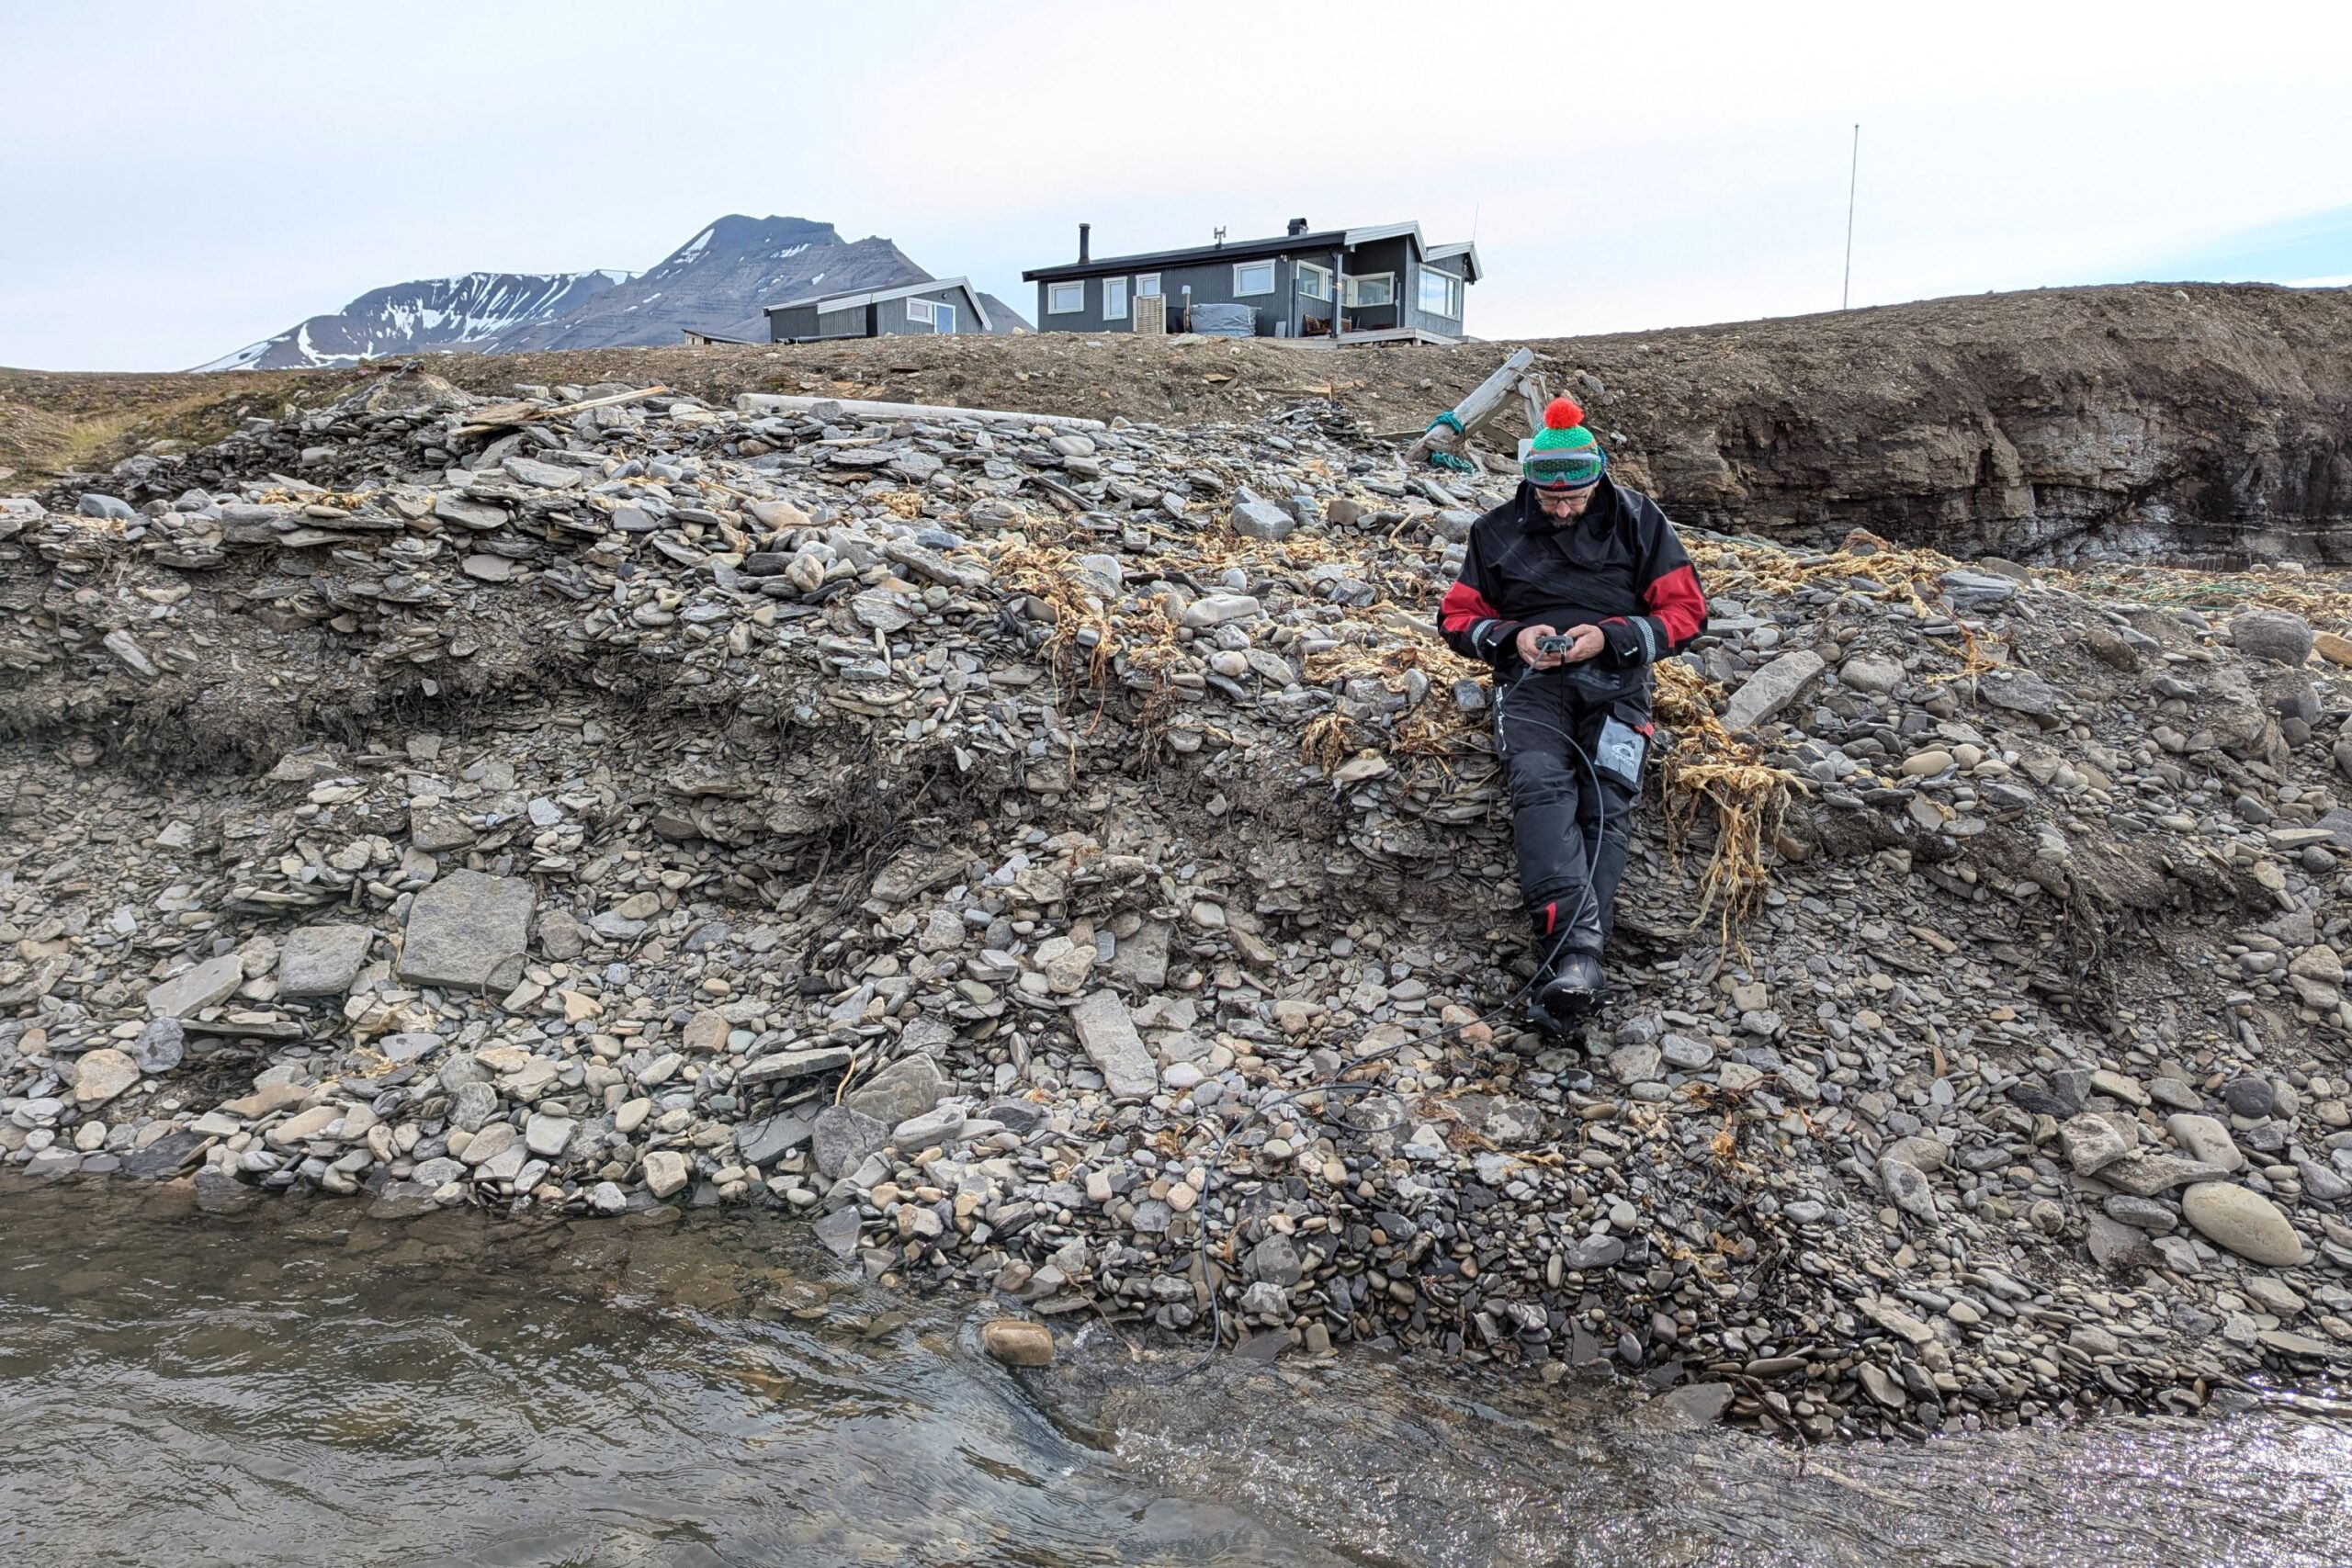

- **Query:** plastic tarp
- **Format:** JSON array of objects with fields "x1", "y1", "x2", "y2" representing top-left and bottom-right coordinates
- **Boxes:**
[{"x1": 1188, "y1": 303, "x2": 1256, "y2": 338}]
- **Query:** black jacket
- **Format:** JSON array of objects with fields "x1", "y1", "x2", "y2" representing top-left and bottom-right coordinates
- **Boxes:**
[{"x1": 1438, "y1": 478, "x2": 1708, "y2": 671}]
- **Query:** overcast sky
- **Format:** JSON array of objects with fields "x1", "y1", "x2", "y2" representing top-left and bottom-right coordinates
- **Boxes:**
[{"x1": 5, "y1": 0, "x2": 2348, "y2": 371}]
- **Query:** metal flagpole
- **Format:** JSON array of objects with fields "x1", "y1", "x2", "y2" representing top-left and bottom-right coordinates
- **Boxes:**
[{"x1": 1842, "y1": 124, "x2": 1860, "y2": 310}]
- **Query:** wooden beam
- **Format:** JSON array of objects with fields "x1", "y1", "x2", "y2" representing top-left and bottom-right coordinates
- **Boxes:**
[{"x1": 1404, "y1": 348, "x2": 1537, "y2": 462}]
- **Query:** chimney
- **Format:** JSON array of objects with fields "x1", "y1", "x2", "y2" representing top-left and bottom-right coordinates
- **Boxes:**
[
  {"x1": 1287, "y1": 217, "x2": 1308, "y2": 236},
  {"x1": 1078, "y1": 222, "x2": 1091, "y2": 263}
]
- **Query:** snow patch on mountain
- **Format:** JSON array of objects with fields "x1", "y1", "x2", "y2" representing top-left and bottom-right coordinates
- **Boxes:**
[{"x1": 194, "y1": 269, "x2": 629, "y2": 371}]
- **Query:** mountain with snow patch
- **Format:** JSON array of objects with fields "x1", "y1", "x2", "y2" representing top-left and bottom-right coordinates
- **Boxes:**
[
  {"x1": 194, "y1": 270, "x2": 629, "y2": 372},
  {"x1": 196, "y1": 214, "x2": 1029, "y2": 371}
]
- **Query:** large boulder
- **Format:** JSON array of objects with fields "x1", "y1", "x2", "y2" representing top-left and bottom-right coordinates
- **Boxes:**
[
  {"x1": 2230, "y1": 610, "x2": 2313, "y2": 666},
  {"x1": 398, "y1": 872, "x2": 535, "y2": 991},
  {"x1": 2181, "y1": 1182, "x2": 2305, "y2": 1266}
]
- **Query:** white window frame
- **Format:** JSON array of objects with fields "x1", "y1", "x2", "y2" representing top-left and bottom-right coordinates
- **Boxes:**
[
  {"x1": 1343, "y1": 272, "x2": 1395, "y2": 308},
  {"x1": 1295, "y1": 262, "x2": 1333, "y2": 302},
  {"x1": 1417, "y1": 266, "x2": 1464, "y2": 318},
  {"x1": 1046, "y1": 280, "x2": 1085, "y2": 315},
  {"x1": 905, "y1": 298, "x2": 936, "y2": 331},
  {"x1": 1233, "y1": 259, "x2": 1276, "y2": 297},
  {"x1": 1135, "y1": 272, "x2": 1161, "y2": 299},
  {"x1": 1103, "y1": 276, "x2": 1128, "y2": 321}
]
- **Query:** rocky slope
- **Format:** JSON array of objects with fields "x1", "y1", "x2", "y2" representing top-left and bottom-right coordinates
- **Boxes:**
[
  {"x1": 6, "y1": 366, "x2": 2352, "y2": 1442},
  {"x1": 194, "y1": 214, "x2": 1032, "y2": 373}
]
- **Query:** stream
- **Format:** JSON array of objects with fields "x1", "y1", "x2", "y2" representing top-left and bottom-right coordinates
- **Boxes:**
[{"x1": 2, "y1": 1179, "x2": 2346, "y2": 1567}]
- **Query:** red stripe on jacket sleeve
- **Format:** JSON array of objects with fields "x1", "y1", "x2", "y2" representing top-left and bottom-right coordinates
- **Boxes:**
[
  {"x1": 1642, "y1": 562, "x2": 1707, "y2": 648},
  {"x1": 1441, "y1": 581, "x2": 1500, "y2": 634}
]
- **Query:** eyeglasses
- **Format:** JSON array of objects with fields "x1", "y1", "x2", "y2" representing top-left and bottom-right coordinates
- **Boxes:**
[{"x1": 1533, "y1": 489, "x2": 1595, "y2": 513}]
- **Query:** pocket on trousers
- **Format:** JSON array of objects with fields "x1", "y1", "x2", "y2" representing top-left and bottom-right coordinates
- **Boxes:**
[{"x1": 1594, "y1": 713, "x2": 1646, "y2": 789}]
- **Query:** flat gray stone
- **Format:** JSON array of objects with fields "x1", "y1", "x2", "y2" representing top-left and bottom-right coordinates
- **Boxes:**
[
  {"x1": 841, "y1": 1054, "x2": 945, "y2": 1124},
  {"x1": 1108, "y1": 921, "x2": 1172, "y2": 990},
  {"x1": 1559, "y1": 1235, "x2": 1626, "y2": 1271},
  {"x1": 738, "y1": 1045, "x2": 854, "y2": 1087},
  {"x1": 814, "y1": 1205, "x2": 863, "y2": 1258},
  {"x1": 2099, "y1": 1154, "x2": 2231, "y2": 1198},
  {"x1": 1069, "y1": 990, "x2": 1157, "y2": 1100},
  {"x1": 408, "y1": 804, "x2": 477, "y2": 852},
  {"x1": 812, "y1": 1105, "x2": 888, "y2": 1179},
  {"x1": 1838, "y1": 653, "x2": 1905, "y2": 694},
  {"x1": 1977, "y1": 670, "x2": 2060, "y2": 718},
  {"x1": 501, "y1": 454, "x2": 580, "y2": 490},
  {"x1": 1649, "y1": 1382, "x2": 1736, "y2": 1427},
  {"x1": 433, "y1": 494, "x2": 508, "y2": 530},
  {"x1": 1879, "y1": 1155, "x2": 1939, "y2": 1222},
  {"x1": 458, "y1": 1122, "x2": 517, "y2": 1168},
  {"x1": 524, "y1": 1113, "x2": 574, "y2": 1158},
  {"x1": 1178, "y1": 593, "x2": 1263, "y2": 630},
  {"x1": 145, "y1": 954, "x2": 245, "y2": 1019},
  {"x1": 398, "y1": 871, "x2": 535, "y2": 991},
  {"x1": 735, "y1": 1109, "x2": 815, "y2": 1167},
  {"x1": 2102, "y1": 1194, "x2": 2177, "y2": 1233},
  {"x1": 132, "y1": 1017, "x2": 186, "y2": 1074},
  {"x1": 1658, "y1": 1033, "x2": 1714, "y2": 1071},
  {"x1": 892, "y1": 1105, "x2": 967, "y2": 1148},
  {"x1": 1607, "y1": 1043, "x2": 1661, "y2": 1084},
  {"x1": 1723, "y1": 650, "x2": 1824, "y2": 731},
  {"x1": 2058, "y1": 1112, "x2": 2132, "y2": 1175},
  {"x1": 277, "y1": 923, "x2": 374, "y2": 997},
  {"x1": 381, "y1": 1032, "x2": 443, "y2": 1064},
  {"x1": 1231, "y1": 499, "x2": 1295, "y2": 541}
]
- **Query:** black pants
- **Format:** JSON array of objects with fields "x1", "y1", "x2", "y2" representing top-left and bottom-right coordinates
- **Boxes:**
[{"x1": 1494, "y1": 663, "x2": 1648, "y2": 956}]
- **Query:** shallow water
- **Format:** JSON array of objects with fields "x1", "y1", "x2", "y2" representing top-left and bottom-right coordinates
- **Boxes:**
[{"x1": 1, "y1": 1180, "x2": 2347, "y2": 1567}]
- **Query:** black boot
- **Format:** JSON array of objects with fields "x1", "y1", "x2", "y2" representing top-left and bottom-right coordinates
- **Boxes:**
[{"x1": 1531, "y1": 949, "x2": 1604, "y2": 1032}]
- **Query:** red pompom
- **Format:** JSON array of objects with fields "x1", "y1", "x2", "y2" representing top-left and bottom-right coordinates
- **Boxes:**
[{"x1": 1544, "y1": 397, "x2": 1584, "y2": 430}]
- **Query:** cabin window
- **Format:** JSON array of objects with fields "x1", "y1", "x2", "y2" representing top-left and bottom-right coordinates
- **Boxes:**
[
  {"x1": 1103, "y1": 277, "x2": 1128, "y2": 320},
  {"x1": 1233, "y1": 260, "x2": 1275, "y2": 296},
  {"x1": 1418, "y1": 267, "x2": 1464, "y2": 318},
  {"x1": 1136, "y1": 273, "x2": 1161, "y2": 298},
  {"x1": 905, "y1": 299, "x2": 936, "y2": 333},
  {"x1": 1295, "y1": 263, "x2": 1333, "y2": 302},
  {"x1": 1047, "y1": 281, "x2": 1085, "y2": 314},
  {"x1": 1343, "y1": 273, "x2": 1395, "y2": 307}
]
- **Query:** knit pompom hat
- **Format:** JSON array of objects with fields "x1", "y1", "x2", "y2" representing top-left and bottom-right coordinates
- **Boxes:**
[{"x1": 1522, "y1": 397, "x2": 1607, "y2": 490}]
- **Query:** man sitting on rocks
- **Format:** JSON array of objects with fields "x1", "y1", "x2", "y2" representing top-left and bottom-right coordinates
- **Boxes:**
[{"x1": 1437, "y1": 397, "x2": 1709, "y2": 1027}]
